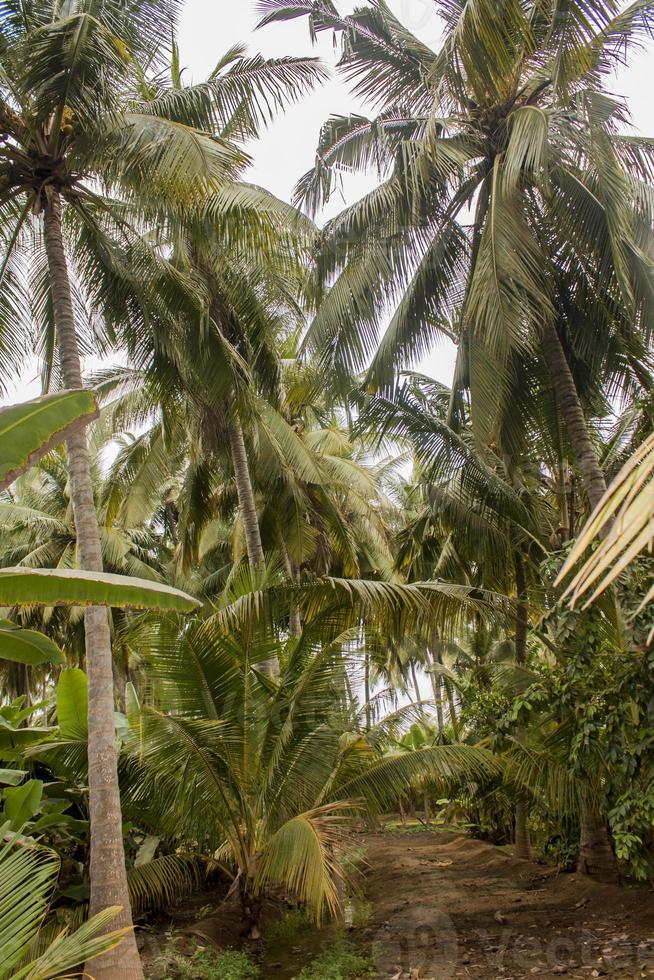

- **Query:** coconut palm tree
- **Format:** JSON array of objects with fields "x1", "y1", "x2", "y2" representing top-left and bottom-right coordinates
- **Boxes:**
[
  {"x1": 0, "y1": 4, "x2": 324, "y2": 973},
  {"x1": 119, "y1": 601, "x2": 500, "y2": 936},
  {"x1": 361, "y1": 370, "x2": 559, "y2": 857},
  {"x1": 91, "y1": 46, "x2": 392, "y2": 619},
  {"x1": 99, "y1": 364, "x2": 396, "y2": 630},
  {"x1": 259, "y1": 0, "x2": 654, "y2": 512}
]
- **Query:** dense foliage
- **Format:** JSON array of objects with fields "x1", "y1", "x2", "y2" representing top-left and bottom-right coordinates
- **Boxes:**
[{"x1": 0, "y1": 1, "x2": 653, "y2": 977}]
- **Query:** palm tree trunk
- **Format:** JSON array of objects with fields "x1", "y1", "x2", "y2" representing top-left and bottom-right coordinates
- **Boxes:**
[
  {"x1": 227, "y1": 417, "x2": 264, "y2": 567},
  {"x1": 433, "y1": 646, "x2": 460, "y2": 740},
  {"x1": 364, "y1": 650, "x2": 372, "y2": 731},
  {"x1": 513, "y1": 552, "x2": 532, "y2": 861},
  {"x1": 226, "y1": 415, "x2": 279, "y2": 677},
  {"x1": 539, "y1": 326, "x2": 619, "y2": 874},
  {"x1": 514, "y1": 801, "x2": 532, "y2": 861},
  {"x1": 540, "y1": 320, "x2": 608, "y2": 511},
  {"x1": 425, "y1": 647, "x2": 445, "y2": 735},
  {"x1": 42, "y1": 191, "x2": 143, "y2": 979},
  {"x1": 577, "y1": 799, "x2": 619, "y2": 882},
  {"x1": 445, "y1": 679, "x2": 460, "y2": 740},
  {"x1": 410, "y1": 661, "x2": 423, "y2": 715},
  {"x1": 280, "y1": 540, "x2": 302, "y2": 638}
]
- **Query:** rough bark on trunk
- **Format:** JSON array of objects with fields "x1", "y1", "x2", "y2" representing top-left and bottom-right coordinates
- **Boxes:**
[
  {"x1": 227, "y1": 417, "x2": 265, "y2": 567},
  {"x1": 540, "y1": 320, "x2": 608, "y2": 511},
  {"x1": 280, "y1": 539, "x2": 302, "y2": 638},
  {"x1": 577, "y1": 801, "x2": 619, "y2": 882},
  {"x1": 425, "y1": 647, "x2": 445, "y2": 735},
  {"x1": 514, "y1": 799, "x2": 532, "y2": 861},
  {"x1": 540, "y1": 326, "x2": 619, "y2": 878},
  {"x1": 445, "y1": 680, "x2": 460, "y2": 740},
  {"x1": 513, "y1": 552, "x2": 533, "y2": 861},
  {"x1": 364, "y1": 651, "x2": 372, "y2": 731},
  {"x1": 410, "y1": 661, "x2": 423, "y2": 715},
  {"x1": 43, "y1": 192, "x2": 143, "y2": 979},
  {"x1": 226, "y1": 415, "x2": 279, "y2": 677},
  {"x1": 431, "y1": 644, "x2": 458, "y2": 739}
]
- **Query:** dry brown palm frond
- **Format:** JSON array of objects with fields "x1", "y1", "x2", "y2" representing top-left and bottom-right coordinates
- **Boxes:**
[{"x1": 557, "y1": 432, "x2": 654, "y2": 625}]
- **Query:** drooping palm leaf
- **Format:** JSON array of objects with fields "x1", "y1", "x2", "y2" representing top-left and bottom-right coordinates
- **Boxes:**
[{"x1": 557, "y1": 431, "x2": 654, "y2": 616}]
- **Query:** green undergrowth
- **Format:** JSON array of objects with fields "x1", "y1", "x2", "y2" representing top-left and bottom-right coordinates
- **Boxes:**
[
  {"x1": 295, "y1": 940, "x2": 373, "y2": 980},
  {"x1": 265, "y1": 906, "x2": 313, "y2": 945},
  {"x1": 150, "y1": 942, "x2": 260, "y2": 980}
]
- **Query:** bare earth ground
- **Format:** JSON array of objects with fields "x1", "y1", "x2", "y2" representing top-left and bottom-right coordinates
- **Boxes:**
[
  {"x1": 356, "y1": 831, "x2": 654, "y2": 979},
  {"x1": 140, "y1": 829, "x2": 654, "y2": 979}
]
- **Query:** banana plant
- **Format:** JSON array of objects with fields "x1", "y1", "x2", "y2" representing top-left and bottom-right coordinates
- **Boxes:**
[
  {"x1": 0, "y1": 391, "x2": 98, "y2": 493},
  {"x1": 0, "y1": 393, "x2": 201, "y2": 622}
]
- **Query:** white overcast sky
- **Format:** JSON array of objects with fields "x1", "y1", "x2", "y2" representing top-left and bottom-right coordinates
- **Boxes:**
[
  {"x1": 9, "y1": 1, "x2": 654, "y2": 401},
  {"x1": 174, "y1": 0, "x2": 653, "y2": 387},
  {"x1": 178, "y1": 0, "x2": 654, "y2": 204}
]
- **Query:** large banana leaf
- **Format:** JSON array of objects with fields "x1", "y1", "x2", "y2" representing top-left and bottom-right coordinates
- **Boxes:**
[
  {"x1": 56, "y1": 668, "x2": 88, "y2": 737},
  {"x1": 0, "y1": 568, "x2": 201, "y2": 613},
  {"x1": 0, "y1": 391, "x2": 99, "y2": 492},
  {"x1": 0, "y1": 620, "x2": 65, "y2": 666}
]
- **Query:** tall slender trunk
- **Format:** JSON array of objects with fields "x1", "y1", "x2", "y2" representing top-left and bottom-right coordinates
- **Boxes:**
[
  {"x1": 445, "y1": 679, "x2": 460, "y2": 741},
  {"x1": 410, "y1": 661, "x2": 423, "y2": 714},
  {"x1": 513, "y1": 552, "x2": 532, "y2": 861},
  {"x1": 425, "y1": 646, "x2": 445, "y2": 735},
  {"x1": 540, "y1": 324, "x2": 619, "y2": 873},
  {"x1": 432, "y1": 649, "x2": 460, "y2": 739},
  {"x1": 280, "y1": 539, "x2": 302, "y2": 638},
  {"x1": 514, "y1": 801, "x2": 532, "y2": 861},
  {"x1": 226, "y1": 415, "x2": 279, "y2": 677},
  {"x1": 514, "y1": 553, "x2": 528, "y2": 669},
  {"x1": 364, "y1": 650, "x2": 372, "y2": 731},
  {"x1": 540, "y1": 320, "x2": 608, "y2": 511},
  {"x1": 227, "y1": 417, "x2": 264, "y2": 567},
  {"x1": 43, "y1": 192, "x2": 143, "y2": 979}
]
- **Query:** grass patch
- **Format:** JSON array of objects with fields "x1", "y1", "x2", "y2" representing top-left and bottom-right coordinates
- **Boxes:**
[
  {"x1": 151, "y1": 941, "x2": 260, "y2": 980},
  {"x1": 296, "y1": 939, "x2": 372, "y2": 980},
  {"x1": 265, "y1": 906, "x2": 312, "y2": 945}
]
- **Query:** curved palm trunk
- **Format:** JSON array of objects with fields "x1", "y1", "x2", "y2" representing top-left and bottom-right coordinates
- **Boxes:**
[
  {"x1": 513, "y1": 552, "x2": 532, "y2": 861},
  {"x1": 43, "y1": 192, "x2": 143, "y2": 980},
  {"x1": 226, "y1": 416, "x2": 279, "y2": 677},
  {"x1": 540, "y1": 320, "x2": 608, "y2": 511}
]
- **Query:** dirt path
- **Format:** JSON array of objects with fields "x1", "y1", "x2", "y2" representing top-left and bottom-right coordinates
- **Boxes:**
[{"x1": 355, "y1": 831, "x2": 654, "y2": 979}]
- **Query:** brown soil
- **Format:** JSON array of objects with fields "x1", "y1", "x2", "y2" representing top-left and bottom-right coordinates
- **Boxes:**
[
  {"x1": 139, "y1": 829, "x2": 654, "y2": 979},
  {"x1": 357, "y1": 830, "x2": 654, "y2": 979}
]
